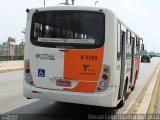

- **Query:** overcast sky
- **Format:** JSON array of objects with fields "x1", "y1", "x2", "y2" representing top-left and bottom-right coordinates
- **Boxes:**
[{"x1": 0, "y1": 0, "x2": 160, "y2": 52}]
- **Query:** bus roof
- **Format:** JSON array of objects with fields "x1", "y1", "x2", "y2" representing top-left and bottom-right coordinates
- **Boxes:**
[{"x1": 28, "y1": 5, "x2": 113, "y2": 14}]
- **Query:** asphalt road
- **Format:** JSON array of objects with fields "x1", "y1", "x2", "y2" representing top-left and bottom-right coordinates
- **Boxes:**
[{"x1": 0, "y1": 58, "x2": 160, "y2": 120}]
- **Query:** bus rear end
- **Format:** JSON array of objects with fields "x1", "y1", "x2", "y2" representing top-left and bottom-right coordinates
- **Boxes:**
[{"x1": 24, "y1": 6, "x2": 114, "y2": 107}]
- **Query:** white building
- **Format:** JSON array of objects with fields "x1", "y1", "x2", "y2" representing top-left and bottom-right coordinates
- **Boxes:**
[{"x1": 7, "y1": 37, "x2": 16, "y2": 56}]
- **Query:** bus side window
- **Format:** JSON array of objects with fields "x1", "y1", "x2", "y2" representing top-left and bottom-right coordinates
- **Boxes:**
[
  {"x1": 126, "y1": 30, "x2": 131, "y2": 58},
  {"x1": 117, "y1": 23, "x2": 121, "y2": 60},
  {"x1": 134, "y1": 37, "x2": 137, "y2": 56},
  {"x1": 136, "y1": 37, "x2": 140, "y2": 55},
  {"x1": 127, "y1": 31, "x2": 131, "y2": 45}
]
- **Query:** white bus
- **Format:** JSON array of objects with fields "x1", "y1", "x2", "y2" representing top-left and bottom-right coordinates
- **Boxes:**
[{"x1": 24, "y1": 6, "x2": 141, "y2": 107}]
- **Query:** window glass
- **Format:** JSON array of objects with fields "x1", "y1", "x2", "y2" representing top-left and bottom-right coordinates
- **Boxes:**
[
  {"x1": 31, "y1": 11, "x2": 105, "y2": 49},
  {"x1": 117, "y1": 23, "x2": 121, "y2": 59},
  {"x1": 126, "y1": 31, "x2": 131, "y2": 58},
  {"x1": 127, "y1": 31, "x2": 131, "y2": 45}
]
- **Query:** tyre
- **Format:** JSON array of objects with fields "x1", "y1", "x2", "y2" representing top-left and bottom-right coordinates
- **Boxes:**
[
  {"x1": 131, "y1": 72, "x2": 137, "y2": 91},
  {"x1": 131, "y1": 85, "x2": 135, "y2": 91},
  {"x1": 117, "y1": 83, "x2": 127, "y2": 108}
]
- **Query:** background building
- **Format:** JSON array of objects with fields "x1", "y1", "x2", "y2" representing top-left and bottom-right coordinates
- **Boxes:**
[
  {"x1": 0, "y1": 42, "x2": 8, "y2": 56},
  {"x1": 7, "y1": 37, "x2": 16, "y2": 56},
  {"x1": 0, "y1": 37, "x2": 24, "y2": 60}
]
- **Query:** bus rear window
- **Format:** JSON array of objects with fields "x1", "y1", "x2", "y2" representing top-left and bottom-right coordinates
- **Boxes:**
[{"x1": 31, "y1": 11, "x2": 105, "y2": 49}]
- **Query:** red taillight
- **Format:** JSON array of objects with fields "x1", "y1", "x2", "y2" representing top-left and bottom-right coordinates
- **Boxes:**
[
  {"x1": 32, "y1": 91, "x2": 38, "y2": 93},
  {"x1": 26, "y1": 63, "x2": 29, "y2": 67},
  {"x1": 104, "y1": 68, "x2": 108, "y2": 73},
  {"x1": 26, "y1": 68, "x2": 30, "y2": 74},
  {"x1": 97, "y1": 87, "x2": 102, "y2": 91},
  {"x1": 29, "y1": 81, "x2": 33, "y2": 84},
  {"x1": 102, "y1": 74, "x2": 108, "y2": 80},
  {"x1": 96, "y1": 65, "x2": 110, "y2": 92},
  {"x1": 25, "y1": 59, "x2": 34, "y2": 86}
]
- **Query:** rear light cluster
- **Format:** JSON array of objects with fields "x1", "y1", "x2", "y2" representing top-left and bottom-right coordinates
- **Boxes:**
[
  {"x1": 96, "y1": 64, "x2": 110, "y2": 92},
  {"x1": 25, "y1": 59, "x2": 34, "y2": 86}
]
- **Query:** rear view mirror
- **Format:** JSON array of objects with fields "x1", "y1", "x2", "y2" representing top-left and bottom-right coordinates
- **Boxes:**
[{"x1": 141, "y1": 44, "x2": 144, "y2": 51}]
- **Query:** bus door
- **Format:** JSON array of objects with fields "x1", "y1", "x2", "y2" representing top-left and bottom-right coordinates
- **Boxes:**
[
  {"x1": 126, "y1": 31, "x2": 132, "y2": 88},
  {"x1": 117, "y1": 23, "x2": 126, "y2": 99}
]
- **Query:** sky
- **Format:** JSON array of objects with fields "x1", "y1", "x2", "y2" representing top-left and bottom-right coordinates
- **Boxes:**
[{"x1": 0, "y1": 0, "x2": 160, "y2": 52}]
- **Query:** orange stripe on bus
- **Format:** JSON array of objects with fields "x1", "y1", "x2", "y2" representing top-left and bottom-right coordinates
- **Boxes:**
[
  {"x1": 63, "y1": 47, "x2": 104, "y2": 92},
  {"x1": 134, "y1": 56, "x2": 140, "y2": 83},
  {"x1": 64, "y1": 47, "x2": 104, "y2": 81}
]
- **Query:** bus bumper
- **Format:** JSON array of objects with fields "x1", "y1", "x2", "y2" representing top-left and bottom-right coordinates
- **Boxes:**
[{"x1": 23, "y1": 82, "x2": 117, "y2": 107}]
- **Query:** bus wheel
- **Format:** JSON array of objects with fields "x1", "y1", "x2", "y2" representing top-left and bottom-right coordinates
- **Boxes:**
[
  {"x1": 131, "y1": 85, "x2": 135, "y2": 91},
  {"x1": 131, "y1": 72, "x2": 137, "y2": 91},
  {"x1": 118, "y1": 83, "x2": 127, "y2": 108}
]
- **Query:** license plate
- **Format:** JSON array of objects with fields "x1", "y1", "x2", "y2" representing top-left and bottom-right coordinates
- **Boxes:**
[{"x1": 56, "y1": 80, "x2": 71, "y2": 87}]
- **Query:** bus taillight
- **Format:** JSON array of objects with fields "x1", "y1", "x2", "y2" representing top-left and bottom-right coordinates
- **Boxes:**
[
  {"x1": 26, "y1": 68, "x2": 30, "y2": 74},
  {"x1": 102, "y1": 74, "x2": 108, "y2": 80},
  {"x1": 104, "y1": 68, "x2": 108, "y2": 73},
  {"x1": 25, "y1": 63, "x2": 29, "y2": 67},
  {"x1": 96, "y1": 65, "x2": 110, "y2": 92},
  {"x1": 25, "y1": 60, "x2": 34, "y2": 86}
]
